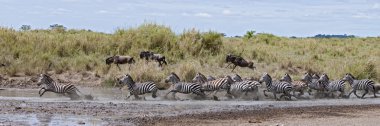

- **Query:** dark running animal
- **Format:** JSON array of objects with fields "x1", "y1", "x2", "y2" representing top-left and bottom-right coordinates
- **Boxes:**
[
  {"x1": 139, "y1": 51, "x2": 168, "y2": 67},
  {"x1": 105, "y1": 55, "x2": 135, "y2": 70},
  {"x1": 225, "y1": 54, "x2": 255, "y2": 72}
]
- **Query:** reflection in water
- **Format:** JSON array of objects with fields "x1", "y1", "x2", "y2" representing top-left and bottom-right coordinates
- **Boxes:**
[{"x1": 0, "y1": 114, "x2": 107, "y2": 126}]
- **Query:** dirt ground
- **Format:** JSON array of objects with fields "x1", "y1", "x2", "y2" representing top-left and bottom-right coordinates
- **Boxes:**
[{"x1": 151, "y1": 105, "x2": 380, "y2": 126}]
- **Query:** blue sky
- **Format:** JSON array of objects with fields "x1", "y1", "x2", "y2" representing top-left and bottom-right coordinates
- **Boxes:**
[{"x1": 0, "y1": 0, "x2": 379, "y2": 37}]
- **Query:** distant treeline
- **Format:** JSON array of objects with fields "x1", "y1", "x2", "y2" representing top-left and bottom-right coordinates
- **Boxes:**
[{"x1": 311, "y1": 34, "x2": 355, "y2": 38}]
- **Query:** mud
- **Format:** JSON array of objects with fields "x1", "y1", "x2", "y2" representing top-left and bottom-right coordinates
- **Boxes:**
[{"x1": 1, "y1": 87, "x2": 380, "y2": 125}]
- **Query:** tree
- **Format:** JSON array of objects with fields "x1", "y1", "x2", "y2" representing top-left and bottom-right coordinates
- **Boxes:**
[
  {"x1": 244, "y1": 30, "x2": 255, "y2": 39},
  {"x1": 20, "y1": 25, "x2": 31, "y2": 31},
  {"x1": 49, "y1": 24, "x2": 66, "y2": 32}
]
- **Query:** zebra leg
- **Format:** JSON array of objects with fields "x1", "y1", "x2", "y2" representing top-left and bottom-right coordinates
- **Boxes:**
[
  {"x1": 171, "y1": 92, "x2": 179, "y2": 100},
  {"x1": 212, "y1": 90, "x2": 220, "y2": 101},
  {"x1": 353, "y1": 90, "x2": 360, "y2": 98},
  {"x1": 361, "y1": 90, "x2": 369, "y2": 99},
  {"x1": 40, "y1": 89, "x2": 49, "y2": 97},
  {"x1": 125, "y1": 92, "x2": 133, "y2": 100},
  {"x1": 307, "y1": 89, "x2": 312, "y2": 95},
  {"x1": 151, "y1": 89, "x2": 158, "y2": 98},
  {"x1": 263, "y1": 90, "x2": 268, "y2": 97},
  {"x1": 38, "y1": 87, "x2": 45, "y2": 95},
  {"x1": 273, "y1": 92, "x2": 279, "y2": 100}
]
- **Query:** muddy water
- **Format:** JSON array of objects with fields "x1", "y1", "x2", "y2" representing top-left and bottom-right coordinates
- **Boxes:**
[{"x1": 0, "y1": 87, "x2": 379, "y2": 125}]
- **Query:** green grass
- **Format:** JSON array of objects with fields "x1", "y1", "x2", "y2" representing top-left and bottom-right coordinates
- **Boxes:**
[{"x1": 0, "y1": 23, "x2": 379, "y2": 88}]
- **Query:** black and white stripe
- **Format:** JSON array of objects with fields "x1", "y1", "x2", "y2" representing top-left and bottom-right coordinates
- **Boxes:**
[
  {"x1": 343, "y1": 73, "x2": 376, "y2": 98},
  {"x1": 319, "y1": 73, "x2": 346, "y2": 98},
  {"x1": 280, "y1": 73, "x2": 308, "y2": 97},
  {"x1": 118, "y1": 74, "x2": 158, "y2": 100},
  {"x1": 259, "y1": 73, "x2": 293, "y2": 100},
  {"x1": 165, "y1": 73, "x2": 205, "y2": 99},
  {"x1": 229, "y1": 74, "x2": 261, "y2": 99},
  {"x1": 193, "y1": 74, "x2": 234, "y2": 99},
  {"x1": 301, "y1": 73, "x2": 326, "y2": 95},
  {"x1": 37, "y1": 74, "x2": 81, "y2": 99}
]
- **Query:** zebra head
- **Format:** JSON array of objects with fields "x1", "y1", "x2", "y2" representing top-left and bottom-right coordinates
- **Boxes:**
[
  {"x1": 318, "y1": 73, "x2": 330, "y2": 83},
  {"x1": 118, "y1": 74, "x2": 135, "y2": 86},
  {"x1": 231, "y1": 74, "x2": 243, "y2": 82},
  {"x1": 259, "y1": 73, "x2": 272, "y2": 85},
  {"x1": 342, "y1": 73, "x2": 355, "y2": 83},
  {"x1": 280, "y1": 73, "x2": 292, "y2": 83},
  {"x1": 312, "y1": 74, "x2": 320, "y2": 79},
  {"x1": 192, "y1": 72, "x2": 207, "y2": 83},
  {"x1": 37, "y1": 74, "x2": 54, "y2": 86},
  {"x1": 301, "y1": 73, "x2": 312, "y2": 82},
  {"x1": 165, "y1": 72, "x2": 180, "y2": 84}
]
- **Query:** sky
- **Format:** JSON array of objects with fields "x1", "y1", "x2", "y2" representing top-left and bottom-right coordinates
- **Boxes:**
[{"x1": 0, "y1": 0, "x2": 379, "y2": 37}]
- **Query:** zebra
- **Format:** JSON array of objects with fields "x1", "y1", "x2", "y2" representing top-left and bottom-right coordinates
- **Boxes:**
[
  {"x1": 164, "y1": 72, "x2": 205, "y2": 99},
  {"x1": 206, "y1": 75, "x2": 216, "y2": 81},
  {"x1": 259, "y1": 73, "x2": 293, "y2": 100},
  {"x1": 191, "y1": 72, "x2": 208, "y2": 84},
  {"x1": 117, "y1": 74, "x2": 158, "y2": 100},
  {"x1": 343, "y1": 73, "x2": 376, "y2": 98},
  {"x1": 36, "y1": 74, "x2": 82, "y2": 100},
  {"x1": 229, "y1": 74, "x2": 261, "y2": 100},
  {"x1": 280, "y1": 73, "x2": 308, "y2": 97},
  {"x1": 192, "y1": 74, "x2": 234, "y2": 100},
  {"x1": 105, "y1": 55, "x2": 135, "y2": 70},
  {"x1": 319, "y1": 73, "x2": 346, "y2": 98},
  {"x1": 301, "y1": 73, "x2": 326, "y2": 96}
]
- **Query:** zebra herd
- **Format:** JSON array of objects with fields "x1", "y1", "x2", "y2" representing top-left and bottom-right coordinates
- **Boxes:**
[
  {"x1": 116, "y1": 72, "x2": 378, "y2": 101},
  {"x1": 34, "y1": 71, "x2": 379, "y2": 101},
  {"x1": 34, "y1": 52, "x2": 378, "y2": 101}
]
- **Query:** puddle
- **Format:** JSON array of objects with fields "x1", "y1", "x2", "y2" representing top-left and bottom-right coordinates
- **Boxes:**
[{"x1": 0, "y1": 114, "x2": 108, "y2": 126}]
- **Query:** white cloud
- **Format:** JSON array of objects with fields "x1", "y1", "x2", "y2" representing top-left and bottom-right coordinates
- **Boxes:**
[
  {"x1": 373, "y1": 3, "x2": 380, "y2": 9},
  {"x1": 194, "y1": 12, "x2": 212, "y2": 17},
  {"x1": 222, "y1": 9, "x2": 232, "y2": 15},
  {"x1": 181, "y1": 12, "x2": 190, "y2": 16},
  {"x1": 97, "y1": 10, "x2": 108, "y2": 14},
  {"x1": 51, "y1": 8, "x2": 71, "y2": 15}
]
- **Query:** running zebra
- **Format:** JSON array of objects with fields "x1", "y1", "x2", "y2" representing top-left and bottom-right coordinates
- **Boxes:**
[
  {"x1": 118, "y1": 74, "x2": 158, "y2": 100},
  {"x1": 193, "y1": 74, "x2": 234, "y2": 100},
  {"x1": 280, "y1": 73, "x2": 308, "y2": 97},
  {"x1": 191, "y1": 72, "x2": 209, "y2": 84},
  {"x1": 259, "y1": 73, "x2": 293, "y2": 100},
  {"x1": 229, "y1": 74, "x2": 261, "y2": 100},
  {"x1": 36, "y1": 74, "x2": 82, "y2": 100},
  {"x1": 164, "y1": 72, "x2": 205, "y2": 99},
  {"x1": 319, "y1": 73, "x2": 346, "y2": 98},
  {"x1": 301, "y1": 73, "x2": 326, "y2": 95},
  {"x1": 343, "y1": 73, "x2": 376, "y2": 98}
]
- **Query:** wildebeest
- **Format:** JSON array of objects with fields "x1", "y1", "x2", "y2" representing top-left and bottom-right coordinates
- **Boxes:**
[
  {"x1": 105, "y1": 55, "x2": 135, "y2": 70},
  {"x1": 225, "y1": 54, "x2": 255, "y2": 72},
  {"x1": 139, "y1": 51, "x2": 167, "y2": 67},
  {"x1": 140, "y1": 51, "x2": 152, "y2": 61}
]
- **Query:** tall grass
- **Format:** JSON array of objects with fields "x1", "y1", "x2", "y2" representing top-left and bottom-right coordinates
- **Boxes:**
[{"x1": 0, "y1": 24, "x2": 379, "y2": 88}]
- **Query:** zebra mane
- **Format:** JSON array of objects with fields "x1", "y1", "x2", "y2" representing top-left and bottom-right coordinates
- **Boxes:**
[
  {"x1": 42, "y1": 74, "x2": 55, "y2": 84},
  {"x1": 171, "y1": 72, "x2": 181, "y2": 81},
  {"x1": 346, "y1": 73, "x2": 355, "y2": 79}
]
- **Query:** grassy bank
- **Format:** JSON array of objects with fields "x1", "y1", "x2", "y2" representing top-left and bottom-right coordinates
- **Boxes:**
[{"x1": 0, "y1": 24, "x2": 379, "y2": 87}]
